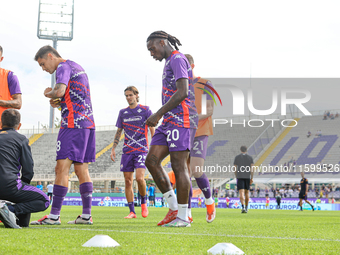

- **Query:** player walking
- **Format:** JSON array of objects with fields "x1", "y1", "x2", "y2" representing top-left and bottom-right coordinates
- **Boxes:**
[
  {"x1": 265, "y1": 195, "x2": 270, "y2": 209},
  {"x1": 111, "y1": 87, "x2": 155, "y2": 218},
  {"x1": 185, "y1": 54, "x2": 216, "y2": 223},
  {"x1": 299, "y1": 172, "x2": 315, "y2": 211},
  {"x1": 233, "y1": 146, "x2": 254, "y2": 213},
  {"x1": 145, "y1": 31, "x2": 198, "y2": 227},
  {"x1": 31, "y1": 46, "x2": 95, "y2": 225}
]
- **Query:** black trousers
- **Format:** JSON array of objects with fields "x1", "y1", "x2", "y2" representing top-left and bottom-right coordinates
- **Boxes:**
[{"x1": 0, "y1": 182, "x2": 50, "y2": 226}]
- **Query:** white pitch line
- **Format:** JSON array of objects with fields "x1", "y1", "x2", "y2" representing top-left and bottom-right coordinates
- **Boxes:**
[{"x1": 32, "y1": 227, "x2": 340, "y2": 243}]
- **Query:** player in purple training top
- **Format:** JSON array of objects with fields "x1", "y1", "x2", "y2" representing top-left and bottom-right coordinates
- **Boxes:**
[
  {"x1": 111, "y1": 86, "x2": 155, "y2": 219},
  {"x1": 31, "y1": 45, "x2": 95, "y2": 225},
  {"x1": 0, "y1": 45, "x2": 22, "y2": 127},
  {"x1": 145, "y1": 31, "x2": 198, "y2": 227}
]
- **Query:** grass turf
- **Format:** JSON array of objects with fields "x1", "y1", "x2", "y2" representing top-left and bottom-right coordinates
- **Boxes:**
[{"x1": 0, "y1": 206, "x2": 339, "y2": 254}]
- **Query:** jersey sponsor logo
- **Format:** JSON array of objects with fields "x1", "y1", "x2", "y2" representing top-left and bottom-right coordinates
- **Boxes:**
[
  {"x1": 140, "y1": 163, "x2": 145, "y2": 166},
  {"x1": 195, "y1": 151, "x2": 202, "y2": 155},
  {"x1": 169, "y1": 143, "x2": 177, "y2": 148},
  {"x1": 123, "y1": 116, "x2": 142, "y2": 122}
]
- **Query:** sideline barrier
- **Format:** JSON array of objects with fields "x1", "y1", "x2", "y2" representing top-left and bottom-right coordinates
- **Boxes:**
[{"x1": 62, "y1": 196, "x2": 339, "y2": 210}]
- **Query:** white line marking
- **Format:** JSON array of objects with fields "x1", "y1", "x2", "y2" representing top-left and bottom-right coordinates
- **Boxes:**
[{"x1": 31, "y1": 227, "x2": 340, "y2": 242}]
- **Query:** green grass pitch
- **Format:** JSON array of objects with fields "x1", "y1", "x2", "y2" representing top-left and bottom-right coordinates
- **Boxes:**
[{"x1": 0, "y1": 206, "x2": 339, "y2": 254}]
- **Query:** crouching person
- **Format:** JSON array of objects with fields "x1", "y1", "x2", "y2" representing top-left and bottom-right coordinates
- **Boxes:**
[{"x1": 0, "y1": 109, "x2": 50, "y2": 228}]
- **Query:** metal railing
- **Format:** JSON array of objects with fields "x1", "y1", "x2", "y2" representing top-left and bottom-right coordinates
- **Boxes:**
[
  {"x1": 32, "y1": 172, "x2": 124, "y2": 181},
  {"x1": 248, "y1": 122, "x2": 283, "y2": 160},
  {"x1": 18, "y1": 125, "x2": 117, "y2": 138}
]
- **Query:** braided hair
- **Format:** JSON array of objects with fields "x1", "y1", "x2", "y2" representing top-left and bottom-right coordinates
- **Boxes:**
[{"x1": 146, "y1": 31, "x2": 182, "y2": 50}]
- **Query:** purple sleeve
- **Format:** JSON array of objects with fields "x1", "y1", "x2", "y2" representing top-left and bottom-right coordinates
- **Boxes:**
[
  {"x1": 147, "y1": 108, "x2": 153, "y2": 118},
  {"x1": 170, "y1": 55, "x2": 189, "y2": 81},
  {"x1": 203, "y1": 80, "x2": 214, "y2": 101},
  {"x1": 55, "y1": 62, "x2": 72, "y2": 86},
  {"x1": 7, "y1": 72, "x2": 21, "y2": 95},
  {"x1": 115, "y1": 111, "x2": 123, "y2": 129}
]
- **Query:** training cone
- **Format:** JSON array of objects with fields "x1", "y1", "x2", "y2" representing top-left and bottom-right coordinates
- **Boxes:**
[
  {"x1": 207, "y1": 243, "x2": 244, "y2": 255},
  {"x1": 82, "y1": 235, "x2": 120, "y2": 247}
]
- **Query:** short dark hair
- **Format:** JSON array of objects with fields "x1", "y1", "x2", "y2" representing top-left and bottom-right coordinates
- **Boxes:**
[
  {"x1": 34, "y1": 45, "x2": 61, "y2": 61},
  {"x1": 240, "y1": 146, "x2": 247, "y2": 153},
  {"x1": 185, "y1": 54, "x2": 194, "y2": 65},
  {"x1": 124, "y1": 86, "x2": 139, "y2": 102},
  {"x1": 0, "y1": 45, "x2": 3, "y2": 55},
  {"x1": 1, "y1": 109, "x2": 21, "y2": 128}
]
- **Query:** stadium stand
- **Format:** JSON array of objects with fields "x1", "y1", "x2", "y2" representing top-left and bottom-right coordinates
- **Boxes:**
[
  {"x1": 30, "y1": 132, "x2": 58, "y2": 175},
  {"x1": 261, "y1": 116, "x2": 340, "y2": 167},
  {"x1": 30, "y1": 130, "x2": 124, "y2": 177},
  {"x1": 28, "y1": 114, "x2": 340, "y2": 197},
  {"x1": 163, "y1": 121, "x2": 281, "y2": 179},
  {"x1": 30, "y1": 121, "x2": 276, "y2": 182}
]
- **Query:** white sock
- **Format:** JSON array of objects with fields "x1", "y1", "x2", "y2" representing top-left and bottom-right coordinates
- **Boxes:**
[
  {"x1": 205, "y1": 197, "x2": 214, "y2": 205},
  {"x1": 81, "y1": 214, "x2": 91, "y2": 219},
  {"x1": 187, "y1": 208, "x2": 192, "y2": 218},
  {"x1": 48, "y1": 213, "x2": 59, "y2": 220},
  {"x1": 178, "y1": 204, "x2": 188, "y2": 221},
  {"x1": 164, "y1": 190, "x2": 178, "y2": 211}
]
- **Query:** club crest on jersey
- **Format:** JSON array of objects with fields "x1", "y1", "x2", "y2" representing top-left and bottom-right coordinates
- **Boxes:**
[
  {"x1": 137, "y1": 109, "x2": 142, "y2": 113},
  {"x1": 123, "y1": 116, "x2": 142, "y2": 122}
]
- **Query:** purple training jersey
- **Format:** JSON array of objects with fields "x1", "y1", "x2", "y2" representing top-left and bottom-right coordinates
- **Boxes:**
[
  {"x1": 116, "y1": 104, "x2": 152, "y2": 154},
  {"x1": 7, "y1": 72, "x2": 21, "y2": 95},
  {"x1": 162, "y1": 51, "x2": 198, "y2": 129},
  {"x1": 56, "y1": 60, "x2": 95, "y2": 129}
]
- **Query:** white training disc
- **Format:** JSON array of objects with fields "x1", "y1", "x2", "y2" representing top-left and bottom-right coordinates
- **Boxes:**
[
  {"x1": 207, "y1": 243, "x2": 244, "y2": 255},
  {"x1": 82, "y1": 235, "x2": 120, "y2": 247}
]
